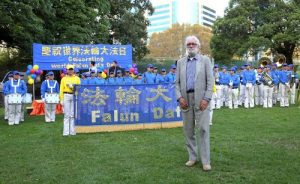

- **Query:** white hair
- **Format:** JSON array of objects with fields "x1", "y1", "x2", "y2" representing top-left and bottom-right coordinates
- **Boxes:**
[{"x1": 185, "y1": 35, "x2": 201, "y2": 47}]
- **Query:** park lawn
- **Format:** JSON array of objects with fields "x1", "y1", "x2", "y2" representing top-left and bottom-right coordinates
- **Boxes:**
[{"x1": 0, "y1": 105, "x2": 299, "y2": 184}]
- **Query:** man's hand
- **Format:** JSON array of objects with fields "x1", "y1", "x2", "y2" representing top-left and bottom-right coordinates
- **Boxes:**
[
  {"x1": 199, "y1": 99, "x2": 209, "y2": 111},
  {"x1": 179, "y1": 97, "x2": 188, "y2": 110}
]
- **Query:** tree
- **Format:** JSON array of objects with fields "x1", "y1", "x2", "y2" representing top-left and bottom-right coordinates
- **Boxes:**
[
  {"x1": 107, "y1": 0, "x2": 154, "y2": 62},
  {"x1": 0, "y1": 0, "x2": 110, "y2": 66},
  {"x1": 211, "y1": 0, "x2": 300, "y2": 64},
  {"x1": 147, "y1": 24, "x2": 213, "y2": 59}
]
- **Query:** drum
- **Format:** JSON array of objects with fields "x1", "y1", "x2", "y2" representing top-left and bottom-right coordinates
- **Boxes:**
[
  {"x1": 8, "y1": 94, "x2": 22, "y2": 104},
  {"x1": 22, "y1": 93, "x2": 32, "y2": 103},
  {"x1": 45, "y1": 93, "x2": 59, "y2": 104}
]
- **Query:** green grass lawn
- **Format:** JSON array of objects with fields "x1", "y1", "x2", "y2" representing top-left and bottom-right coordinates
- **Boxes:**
[{"x1": 0, "y1": 105, "x2": 299, "y2": 184}]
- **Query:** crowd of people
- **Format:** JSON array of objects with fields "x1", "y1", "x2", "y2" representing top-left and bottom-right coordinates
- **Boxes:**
[{"x1": 212, "y1": 63, "x2": 299, "y2": 109}]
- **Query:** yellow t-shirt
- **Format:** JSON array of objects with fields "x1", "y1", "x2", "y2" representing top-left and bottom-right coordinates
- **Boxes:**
[{"x1": 59, "y1": 75, "x2": 81, "y2": 101}]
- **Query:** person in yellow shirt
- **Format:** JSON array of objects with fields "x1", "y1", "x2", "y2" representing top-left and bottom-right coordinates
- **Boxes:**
[{"x1": 60, "y1": 64, "x2": 81, "y2": 136}]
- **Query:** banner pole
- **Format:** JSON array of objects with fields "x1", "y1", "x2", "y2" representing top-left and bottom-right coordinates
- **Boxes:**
[{"x1": 33, "y1": 82, "x2": 35, "y2": 100}]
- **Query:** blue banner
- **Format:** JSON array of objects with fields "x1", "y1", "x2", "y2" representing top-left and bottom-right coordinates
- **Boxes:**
[
  {"x1": 33, "y1": 43, "x2": 132, "y2": 70},
  {"x1": 74, "y1": 83, "x2": 182, "y2": 128}
]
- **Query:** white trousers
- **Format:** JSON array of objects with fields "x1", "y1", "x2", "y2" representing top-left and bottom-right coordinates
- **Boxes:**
[
  {"x1": 211, "y1": 85, "x2": 222, "y2": 109},
  {"x1": 290, "y1": 84, "x2": 296, "y2": 104},
  {"x1": 244, "y1": 84, "x2": 254, "y2": 108},
  {"x1": 20, "y1": 103, "x2": 25, "y2": 122},
  {"x1": 273, "y1": 85, "x2": 280, "y2": 104},
  {"x1": 228, "y1": 88, "x2": 239, "y2": 109},
  {"x1": 45, "y1": 103, "x2": 57, "y2": 122},
  {"x1": 239, "y1": 85, "x2": 245, "y2": 105},
  {"x1": 263, "y1": 85, "x2": 273, "y2": 108},
  {"x1": 8, "y1": 104, "x2": 21, "y2": 125},
  {"x1": 255, "y1": 84, "x2": 264, "y2": 105},
  {"x1": 63, "y1": 94, "x2": 75, "y2": 136},
  {"x1": 221, "y1": 85, "x2": 229, "y2": 106},
  {"x1": 4, "y1": 95, "x2": 8, "y2": 120},
  {"x1": 279, "y1": 83, "x2": 289, "y2": 107}
]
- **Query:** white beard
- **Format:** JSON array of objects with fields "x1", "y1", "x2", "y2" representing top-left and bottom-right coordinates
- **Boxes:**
[{"x1": 186, "y1": 47, "x2": 199, "y2": 57}]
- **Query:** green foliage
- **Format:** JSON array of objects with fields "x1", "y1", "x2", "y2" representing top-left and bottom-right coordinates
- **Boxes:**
[
  {"x1": 0, "y1": 0, "x2": 153, "y2": 66},
  {"x1": 0, "y1": 105, "x2": 300, "y2": 183},
  {"x1": 107, "y1": 0, "x2": 154, "y2": 62},
  {"x1": 211, "y1": 0, "x2": 300, "y2": 64}
]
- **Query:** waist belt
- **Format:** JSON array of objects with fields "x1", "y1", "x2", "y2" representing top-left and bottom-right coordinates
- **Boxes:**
[
  {"x1": 64, "y1": 92, "x2": 73, "y2": 94},
  {"x1": 186, "y1": 89, "x2": 194, "y2": 93},
  {"x1": 232, "y1": 87, "x2": 239, "y2": 89}
]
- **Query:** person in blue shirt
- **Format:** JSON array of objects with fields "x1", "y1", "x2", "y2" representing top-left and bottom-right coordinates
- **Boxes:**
[
  {"x1": 255, "y1": 67, "x2": 264, "y2": 106},
  {"x1": 288, "y1": 64, "x2": 298, "y2": 104},
  {"x1": 41, "y1": 71, "x2": 60, "y2": 122},
  {"x1": 212, "y1": 64, "x2": 222, "y2": 109},
  {"x1": 271, "y1": 63, "x2": 280, "y2": 105},
  {"x1": 262, "y1": 65, "x2": 277, "y2": 108},
  {"x1": 278, "y1": 63, "x2": 291, "y2": 107},
  {"x1": 5, "y1": 71, "x2": 27, "y2": 125},
  {"x1": 106, "y1": 71, "x2": 116, "y2": 85},
  {"x1": 74, "y1": 68, "x2": 80, "y2": 77},
  {"x1": 97, "y1": 70, "x2": 106, "y2": 85},
  {"x1": 115, "y1": 70, "x2": 124, "y2": 85},
  {"x1": 143, "y1": 64, "x2": 156, "y2": 83},
  {"x1": 165, "y1": 64, "x2": 176, "y2": 83},
  {"x1": 87, "y1": 70, "x2": 99, "y2": 85},
  {"x1": 219, "y1": 65, "x2": 230, "y2": 107},
  {"x1": 123, "y1": 69, "x2": 133, "y2": 85},
  {"x1": 80, "y1": 72, "x2": 90, "y2": 85},
  {"x1": 133, "y1": 73, "x2": 144, "y2": 84},
  {"x1": 228, "y1": 67, "x2": 240, "y2": 109},
  {"x1": 155, "y1": 68, "x2": 167, "y2": 84},
  {"x1": 238, "y1": 65, "x2": 246, "y2": 106},
  {"x1": 3, "y1": 73, "x2": 13, "y2": 121},
  {"x1": 242, "y1": 64, "x2": 256, "y2": 108}
]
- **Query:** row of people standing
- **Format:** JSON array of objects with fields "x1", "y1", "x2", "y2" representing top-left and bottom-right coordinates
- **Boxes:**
[
  {"x1": 80, "y1": 63, "x2": 177, "y2": 85},
  {"x1": 212, "y1": 63, "x2": 299, "y2": 109}
]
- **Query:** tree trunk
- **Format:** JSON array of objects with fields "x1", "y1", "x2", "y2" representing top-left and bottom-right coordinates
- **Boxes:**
[{"x1": 275, "y1": 43, "x2": 295, "y2": 65}]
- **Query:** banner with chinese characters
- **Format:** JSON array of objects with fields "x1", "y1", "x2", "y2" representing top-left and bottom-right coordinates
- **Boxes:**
[
  {"x1": 33, "y1": 43, "x2": 132, "y2": 70},
  {"x1": 74, "y1": 83, "x2": 183, "y2": 133}
]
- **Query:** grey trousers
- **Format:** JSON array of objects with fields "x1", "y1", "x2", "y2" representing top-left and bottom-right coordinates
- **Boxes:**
[{"x1": 182, "y1": 92, "x2": 210, "y2": 165}]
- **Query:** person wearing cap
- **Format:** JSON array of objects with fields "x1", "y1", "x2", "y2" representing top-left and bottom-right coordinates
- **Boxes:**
[
  {"x1": 74, "y1": 68, "x2": 80, "y2": 77},
  {"x1": 115, "y1": 69, "x2": 124, "y2": 84},
  {"x1": 41, "y1": 71, "x2": 59, "y2": 122},
  {"x1": 133, "y1": 73, "x2": 144, "y2": 84},
  {"x1": 155, "y1": 68, "x2": 166, "y2": 84},
  {"x1": 97, "y1": 70, "x2": 106, "y2": 85},
  {"x1": 143, "y1": 64, "x2": 155, "y2": 83},
  {"x1": 271, "y1": 63, "x2": 280, "y2": 104},
  {"x1": 123, "y1": 69, "x2": 133, "y2": 85},
  {"x1": 254, "y1": 67, "x2": 264, "y2": 106},
  {"x1": 288, "y1": 64, "x2": 298, "y2": 104},
  {"x1": 87, "y1": 70, "x2": 100, "y2": 84},
  {"x1": 5, "y1": 71, "x2": 27, "y2": 125},
  {"x1": 60, "y1": 65, "x2": 81, "y2": 136},
  {"x1": 242, "y1": 64, "x2": 256, "y2": 108},
  {"x1": 3, "y1": 73, "x2": 14, "y2": 121},
  {"x1": 278, "y1": 63, "x2": 291, "y2": 107},
  {"x1": 238, "y1": 65, "x2": 246, "y2": 106},
  {"x1": 262, "y1": 65, "x2": 276, "y2": 108},
  {"x1": 80, "y1": 72, "x2": 89, "y2": 85},
  {"x1": 212, "y1": 64, "x2": 221, "y2": 109},
  {"x1": 228, "y1": 67, "x2": 240, "y2": 109},
  {"x1": 219, "y1": 65, "x2": 230, "y2": 107},
  {"x1": 165, "y1": 64, "x2": 176, "y2": 83},
  {"x1": 106, "y1": 71, "x2": 116, "y2": 85},
  {"x1": 175, "y1": 35, "x2": 213, "y2": 171}
]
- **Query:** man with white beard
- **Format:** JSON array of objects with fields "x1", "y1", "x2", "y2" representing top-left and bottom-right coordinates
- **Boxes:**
[{"x1": 175, "y1": 35, "x2": 213, "y2": 171}]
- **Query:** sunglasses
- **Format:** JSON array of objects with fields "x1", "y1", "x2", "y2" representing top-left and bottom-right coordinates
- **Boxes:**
[{"x1": 187, "y1": 43, "x2": 197, "y2": 46}]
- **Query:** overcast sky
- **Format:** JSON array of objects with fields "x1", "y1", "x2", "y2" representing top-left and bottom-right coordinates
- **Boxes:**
[{"x1": 203, "y1": 0, "x2": 230, "y2": 17}]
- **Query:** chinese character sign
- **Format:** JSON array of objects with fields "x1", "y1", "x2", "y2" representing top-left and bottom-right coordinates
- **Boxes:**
[
  {"x1": 33, "y1": 43, "x2": 132, "y2": 70},
  {"x1": 74, "y1": 83, "x2": 182, "y2": 126}
]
